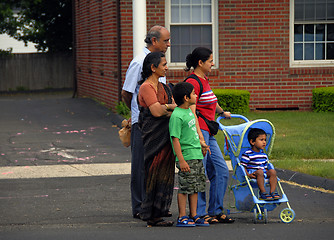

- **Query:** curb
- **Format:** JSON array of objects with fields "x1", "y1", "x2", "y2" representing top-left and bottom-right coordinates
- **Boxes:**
[{"x1": 276, "y1": 168, "x2": 334, "y2": 191}]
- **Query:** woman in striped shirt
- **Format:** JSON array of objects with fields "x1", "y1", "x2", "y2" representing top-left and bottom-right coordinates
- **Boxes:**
[{"x1": 185, "y1": 47, "x2": 234, "y2": 224}]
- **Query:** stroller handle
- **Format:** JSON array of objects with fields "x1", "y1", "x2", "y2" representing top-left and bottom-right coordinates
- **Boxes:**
[{"x1": 216, "y1": 114, "x2": 250, "y2": 129}]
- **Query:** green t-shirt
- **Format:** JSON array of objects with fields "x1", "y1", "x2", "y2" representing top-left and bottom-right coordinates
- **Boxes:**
[{"x1": 169, "y1": 107, "x2": 203, "y2": 161}]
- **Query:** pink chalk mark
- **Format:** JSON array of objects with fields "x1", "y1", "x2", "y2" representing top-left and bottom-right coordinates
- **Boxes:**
[{"x1": 2, "y1": 172, "x2": 14, "y2": 175}]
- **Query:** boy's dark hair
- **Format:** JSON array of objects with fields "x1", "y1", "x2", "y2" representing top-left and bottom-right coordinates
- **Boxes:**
[
  {"x1": 248, "y1": 128, "x2": 267, "y2": 143},
  {"x1": 172, "y1": 82, "x2": 194, "y2": 106}
]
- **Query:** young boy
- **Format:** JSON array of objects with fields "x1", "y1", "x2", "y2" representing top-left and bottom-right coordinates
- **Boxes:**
[
  {"x1": 241, "y1": 128, "x2": 281, "y2": 201},
  {"x1": 169, "y1": 82, "x2": 210, "y2": 227}
]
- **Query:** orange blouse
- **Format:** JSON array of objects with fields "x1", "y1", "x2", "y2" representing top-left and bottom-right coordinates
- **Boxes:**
[{"x1": 138, "y1": 82, "x2": 169, "y2": 108}]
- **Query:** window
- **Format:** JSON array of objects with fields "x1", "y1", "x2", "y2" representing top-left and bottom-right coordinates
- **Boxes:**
[
  {"x1": 166, "y1": 0, "x2": 218, "y2": 68},
  {"x1": 291, "y1": 0, "x2": 334, "y2": 67}
]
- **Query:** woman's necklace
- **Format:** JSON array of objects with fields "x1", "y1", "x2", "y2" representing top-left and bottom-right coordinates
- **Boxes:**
[
  {"x1": 193, "y1": 70, "x2": 205, "y2": 79},
  {"x1": 147, "y1": 79, "x2": 158, "y2": 92}
]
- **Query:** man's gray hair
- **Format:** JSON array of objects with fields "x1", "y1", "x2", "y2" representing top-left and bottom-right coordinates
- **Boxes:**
[{"x1": 144, "y1": 25, "x2": 165, "y2": 46}]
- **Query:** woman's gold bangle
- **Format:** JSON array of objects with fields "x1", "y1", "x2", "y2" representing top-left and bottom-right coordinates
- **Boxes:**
[{"x1": 165, "y1": 104, "x2": 169, "y2": 110}]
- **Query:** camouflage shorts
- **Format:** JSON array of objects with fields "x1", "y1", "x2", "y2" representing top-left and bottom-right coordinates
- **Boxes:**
[{"x1": 176, "y1": 159, "x2": 206, "y2": 194}]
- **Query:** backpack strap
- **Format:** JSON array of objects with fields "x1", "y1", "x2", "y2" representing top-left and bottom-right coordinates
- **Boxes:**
[{"x1": 184, "y1": 74, "x2": 203, "y2": 99}]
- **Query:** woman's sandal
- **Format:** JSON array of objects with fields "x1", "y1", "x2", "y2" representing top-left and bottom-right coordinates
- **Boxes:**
[
  {"x1": 176, "y1": 216, "x2": 195, "y2": 227},
  {"x1": 259, "y1": 191, "x2": 273, "y2": 201},
  {"x1": 147, "y1": 219, "x2": 174, "y2": 227},
  {"x1": 202, "y1": 215, "x2": 219, "y2": 224},
  {"x1": 165, "y1": 211, "x2": 173, "y2": 217},
  {"x1": 215, "y1": 212, "x2": 235, "y2": 223},
  {"x1": 191, "y1": 215, "x2": 210, "y2": 227},
  {"x1": 270, "y1": 191, "x2": 281, "y2": 200}
]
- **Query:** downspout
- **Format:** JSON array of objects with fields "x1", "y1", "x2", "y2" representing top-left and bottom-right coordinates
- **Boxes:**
[
  {"x1": 72, "y1": 0, "x2": 77, "y2": 98},
  {"x1": 117, "y1": 0, "x2": 122, "y2": 103}
]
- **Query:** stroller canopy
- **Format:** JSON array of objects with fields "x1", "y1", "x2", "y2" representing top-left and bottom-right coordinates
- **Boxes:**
[{"x1": 222, "y1": 119, "x2": 275, "y2": 158}]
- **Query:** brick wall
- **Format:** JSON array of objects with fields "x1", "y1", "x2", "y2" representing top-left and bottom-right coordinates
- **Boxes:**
[
  {"x1": 217, "y1": 0, "x2": 334, "y2": 110},
  {"x1": 75, "y1": 0, "x2": 131, "y2": 109},
  {"x1": 75, "y1": 0, "x2": 334, "y2": 111}
]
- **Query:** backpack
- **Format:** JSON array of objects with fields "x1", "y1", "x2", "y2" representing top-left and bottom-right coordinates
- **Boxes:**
[{"x1": 184, "y1": 74, "x2": 219, "y2": 135}]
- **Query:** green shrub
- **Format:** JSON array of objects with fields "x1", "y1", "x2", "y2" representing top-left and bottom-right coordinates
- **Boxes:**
[
  {"x1": 213, "y1": 89, "x2": 250, "y2": 113},
  {"x1": 115, "y1": 101, "x2": 131, "y2": 119},
  {"x1": 16, "y1": 86, "x2": 29, "y2": 91},
  {"x1": 0, "y1": 48, "x2": 13, "y2": 56},
  {"x1": 312, "y1": 87, "x2": 334, "y2": 112}
]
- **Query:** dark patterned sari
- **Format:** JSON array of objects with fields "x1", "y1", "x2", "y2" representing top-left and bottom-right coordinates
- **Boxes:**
[{"x1": 138, "y1": 83, "x2": 175, "y2": 221}]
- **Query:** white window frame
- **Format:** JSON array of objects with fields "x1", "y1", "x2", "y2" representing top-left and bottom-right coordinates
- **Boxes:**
[
  {"x1": 165, "y1": 0, "x2": 219, "y2": 69},
  {"x1": 290, "y1": 0, "x2": 334, "y2": 68}
]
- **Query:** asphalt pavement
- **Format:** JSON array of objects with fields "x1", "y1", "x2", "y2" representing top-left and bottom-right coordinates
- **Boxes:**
[{"x1": 0, "y1": 91, "x2": 333, "y2": 240}]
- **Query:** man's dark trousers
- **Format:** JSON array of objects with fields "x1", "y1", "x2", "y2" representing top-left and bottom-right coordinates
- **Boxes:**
[{"x1": 130, "y1": 123, "x2": 145, "y2": 216}]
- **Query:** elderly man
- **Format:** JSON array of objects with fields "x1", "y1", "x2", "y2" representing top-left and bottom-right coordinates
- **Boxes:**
[{"x1": 121, "y1": 25, "x2": 171, "y2": 219}]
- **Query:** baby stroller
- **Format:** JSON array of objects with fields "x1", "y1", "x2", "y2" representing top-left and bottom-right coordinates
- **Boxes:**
[{"x1": 216, "y1": 114, "x2": 295, "y2": 224}]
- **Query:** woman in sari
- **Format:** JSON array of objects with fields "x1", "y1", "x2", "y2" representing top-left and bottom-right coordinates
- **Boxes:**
[{"x1": 138, "y1": 52, "x2": 177, "y2": 227}]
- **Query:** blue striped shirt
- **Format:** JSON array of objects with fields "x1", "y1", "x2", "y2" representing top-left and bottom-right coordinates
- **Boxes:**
[{"x1": 241, "y1": 149, "x2": 269, "y2": 171}]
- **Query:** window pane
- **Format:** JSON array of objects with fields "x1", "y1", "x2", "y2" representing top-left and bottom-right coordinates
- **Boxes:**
[
  {"x1": 305, "y1": 25, "x2": 314, "y2": 42},
  {"x1": 316, "y1": 43, "x2": 325, "y2": 60},
  {"x1": 171, "y1": 6, "x2": 180, "y2": 23},
  {"x1": 295, "y1": 4, "x2": 304, "y2": 20},
  {"x1": 171, "y1": 26, "x2": 181, "y2": 45},
  {"x1": 181, "y1": 0, "x2": 190, "y2": 4},
  {"x1": 327, "y1": 3, "x2": 334, "y2": 20},
  {"x1": 181, "y1": 6, "x2": 190, "y2": 22},
  {"x1": 305, "y1": 43, "x2": 314, "y2": 60},
  {"x1": 171, "y1": 45, "x2": 181, "y2": 62},
  {"x1": 294, "y1": 43, "x2": 303, "y2": 60},
  {"x1": 316, "y1": 3, "x2": 326, "y2": 20},
  {"x1": 191, "y1": 29, "x2": 201, "y2": 45},
  {"x1": 316, "y1": 24, "x2": 325, "y2": 41},
  {"x1": 171, "y1": 25, "x2": 212, "y2": 62},
  {"x1": 193, "y1": 0, "x2": 201, "y2": 4},
  {"x1": 305, "y1": 3, "x2": 315, "y2": 21},
  {"x1": 294, "y1": 24, "x2": 303, "y2": 42},
  {"x1": 295, "y1": 0, "x2": 334, "y2": 21},
  {"x1": 180, "y1": 26, "x2": 191, "y2": 43},
  {"x1": 180, "y1": 45, "x2": 191, "y2": 62},
  {"x1": 202, "y1": 26, "x2": 212, "y2": 45},
  {"x1": 192, "y1": 5, "x2": 201, "y2": 22},
  {"x1": 328, "y1": 24, "x2": 334, "y2": 41},
  {"x1": 328, "y1": 43, "x2": 334, "y2": 59},
  {"x1": 203, "y1": 5, "x2": 211, "y2": 22}
]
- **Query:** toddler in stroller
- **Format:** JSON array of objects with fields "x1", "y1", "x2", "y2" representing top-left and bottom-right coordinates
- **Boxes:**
[
  {"x1": 216, "y1": 114, "x2": 295, "y2": 223},
  {"x1": 241, "y1": 128, "x2": 281, "y2": 201}
]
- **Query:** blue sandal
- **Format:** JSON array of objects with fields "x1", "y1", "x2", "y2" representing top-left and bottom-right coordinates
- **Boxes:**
[
  {"x1": 259, "y1": 191, "x2": 273, "y2": 201},
  {"x1": 191, "y1": 215, "x2": 210, "y2": 227},
  {"x1": 271, "y1": 191, "x2": 281, "y2": 200},
  {"x1": 176, "y1": 216, "x2": 195, "y2": 227}
]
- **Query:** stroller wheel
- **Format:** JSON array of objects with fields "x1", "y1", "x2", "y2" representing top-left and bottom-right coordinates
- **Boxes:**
[
  {"x1": 280, "y1": 208, "x2": 295, "y2": 223},
  {"x1": 264, "y1": 208, "x2": 268, "y2": 224},
  {"x1": 253, "y1": 208, "x2": 258, "y2": 224}
]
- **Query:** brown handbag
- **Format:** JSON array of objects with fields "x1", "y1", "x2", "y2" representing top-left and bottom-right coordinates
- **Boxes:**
[{"x1": 118, "y1": 119, "x2": 131, "y2": 147}]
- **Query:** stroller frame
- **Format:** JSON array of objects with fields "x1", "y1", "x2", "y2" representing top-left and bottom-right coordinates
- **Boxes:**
[{"x1": 217, "y1": 114, "x2": 295, "y2": 223}]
